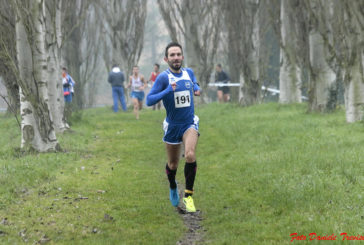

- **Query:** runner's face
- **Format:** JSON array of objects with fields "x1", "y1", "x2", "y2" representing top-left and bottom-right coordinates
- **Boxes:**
[
  {"x1": 165, "y1": 46, "x2": 183, "y2": 71},
  {"x1": 133, "y1": 67, "x2": 139, "y2": 75}
]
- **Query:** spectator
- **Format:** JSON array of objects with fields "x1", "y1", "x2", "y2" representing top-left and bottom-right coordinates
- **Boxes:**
[
  {"x1": 215, "y1": 64, "x2": 230, "y2": 103},
  {"x1": 108, "y1": 64, "x2": 127, "y2": 112},
  {"x1": 62, "y1": 67, "x2": 75, "y2": 123}
]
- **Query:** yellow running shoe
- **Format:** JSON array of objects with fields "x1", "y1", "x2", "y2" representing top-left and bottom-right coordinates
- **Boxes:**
[{"x1": 183, "y1": 196, "x2": 196, "y2": 212}]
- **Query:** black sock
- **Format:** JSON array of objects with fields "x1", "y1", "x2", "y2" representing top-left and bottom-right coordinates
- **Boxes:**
[
  {"x1": 166, "y1": 164, "x2": 177, "y2": 189},
  {"x1": 184, "y1": 161, "x2": 197, "y2": 197}
]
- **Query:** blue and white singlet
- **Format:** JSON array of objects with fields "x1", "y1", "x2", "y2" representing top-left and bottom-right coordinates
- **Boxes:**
[{"x1": 146, "y1": 68, "x2": 200, "y2": 125}]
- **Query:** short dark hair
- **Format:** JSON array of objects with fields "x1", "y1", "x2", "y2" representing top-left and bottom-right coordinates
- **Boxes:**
[
  {"x1": 62, "y1": 67, "x2": 67, "y2": 71},
  {"x1": 217, "y1": 64, "x2": 222, "y2": 68},
  {"x1": 165, "y1": 42, "x2": 183, "y2": 57},
  {"x1": 112, "y1": 64, "x2": 118, "y2": 68},
  {"x1": 154, "y1": 63, "x2": 160, "y2": 68}
]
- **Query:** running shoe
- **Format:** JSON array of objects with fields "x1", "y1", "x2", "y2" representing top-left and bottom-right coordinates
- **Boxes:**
[
  {"x1": 169, "y1": 184, "x2": 180, "y2": 207},
  {"x1": 183, "y1": 196, "x2": 196, "y2": 212}
]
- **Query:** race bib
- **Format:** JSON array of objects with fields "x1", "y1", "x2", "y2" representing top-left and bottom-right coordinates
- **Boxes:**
[{"x1": 174, "y1": 90, "x2": 191, "y2": 108}]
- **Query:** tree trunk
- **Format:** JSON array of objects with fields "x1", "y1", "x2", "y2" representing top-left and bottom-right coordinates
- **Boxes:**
[
  {"x1": 344, "y1": 56, "x2": 364, "y2": 123},
  {"x1": 182, "y1": 1, "x2": 200, "y2": 75},
  {"x1": 16, "y1": 0, "x2": 59, "y2": 152},
  {"x1": 240, "y1": 2, "x2": 261, "y2": 106},
  {"x1": 279, "y1": 0, "x2": 302, "y2": 103},
  {"x1": 2, "y1": 78, "x2": 19, "y2": 115},
  {"x1": 158, "y1": 0, "x2": 220, "y2": 103},
  {"x1": 0, "y1": 0, "x2": 20, "y2": 114},
  {"x1": 308, "y1": 31, "x2": 336, "y2": 112},
  {"x1": 46, "y1": 0, "x2": 68, "y2": 132}
]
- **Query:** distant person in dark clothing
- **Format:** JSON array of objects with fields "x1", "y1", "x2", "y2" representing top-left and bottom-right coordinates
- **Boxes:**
[
  {"x1": 215, "y1": 64, "x2": 230, "y2": 103},
  {"x1": 108, "y1": 65, "x2": 127, "y2": 112}
]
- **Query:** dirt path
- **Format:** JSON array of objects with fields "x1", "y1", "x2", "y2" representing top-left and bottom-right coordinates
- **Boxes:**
[{"x1": 176, "y1": 190, "x2": 205, "y2": 245}]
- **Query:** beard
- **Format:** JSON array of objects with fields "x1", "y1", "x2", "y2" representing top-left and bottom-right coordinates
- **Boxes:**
[{"x1": 168, "y1": 60, "x2": 182, "y2": 71}]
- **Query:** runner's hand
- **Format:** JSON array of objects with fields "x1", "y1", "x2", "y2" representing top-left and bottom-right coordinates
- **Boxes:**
[
  {"x1": 194, "y1": 90, "x2": 201, "y2": 96},
  {"x1": 171, "y1": 82, "x2": 177, "y2": 91}
]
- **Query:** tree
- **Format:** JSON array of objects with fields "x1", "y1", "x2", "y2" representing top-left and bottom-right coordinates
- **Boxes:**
[
  {"x1": 221, "y1": 0, "x2": 270, "y2": 105},
  {"x1": 306, "y1": 0, "x2": 337, "y2": 112},
  {"x1": 279, "y1": 0, "x2": 308, "y2": 104},
  {"x1": 14, "y1": 0, "x2": 60, "y2": 152},
  {"x1": 307, "y1": 0, "x2": 364, "y2": 121},
  {"x1": 62, "y1": 0, "x2": 95, "y2": 110},
  {"x1": 0, "y1": 0, "x2": 20, "y2": 115},
  {"x1": 99, "y1": 0, "x2": 147, "y2": 79},
  {"x1": 333, "y1": 1, "x2": 364, "y2": 122},
  {"x1": 157, "y1": 0, "x2": 220, "y2": 102},
  {"x1": 44, "y1": 0, "x2": 69, "y2": 131}
]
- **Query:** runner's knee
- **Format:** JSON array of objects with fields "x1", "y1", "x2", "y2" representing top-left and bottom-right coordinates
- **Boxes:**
[
  {"x1": 168, "y1": 160, "x2": 179, "y2": 169},
  {"x1": 185, "y1": 149, "x2": 196, "y2": 162}
]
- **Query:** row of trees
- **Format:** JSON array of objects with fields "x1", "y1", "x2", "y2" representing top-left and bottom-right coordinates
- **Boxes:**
[
  {"x1": 0, "y1": 0, "x2": 147, "y2": 151},
  {"x1": 157, "y1": 0, "x2": 363, "y2": 122},
  {"x1": 0, "y1": 0, "x2": 363, "y2": 152}
]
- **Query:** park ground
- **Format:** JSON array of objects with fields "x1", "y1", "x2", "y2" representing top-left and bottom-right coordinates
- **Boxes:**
[{"x1": 1, "y1": 103, "x2": 364, "y2": 244}]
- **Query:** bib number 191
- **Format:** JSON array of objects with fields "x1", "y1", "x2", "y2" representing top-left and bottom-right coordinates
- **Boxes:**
[{"x1": 174, "y1": 90, "x2": 191, "y2": 108}]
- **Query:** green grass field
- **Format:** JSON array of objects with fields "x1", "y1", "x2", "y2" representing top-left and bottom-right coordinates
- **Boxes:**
[{"x1": 1, "y1": 103, "x2": 364, "y2": 244}]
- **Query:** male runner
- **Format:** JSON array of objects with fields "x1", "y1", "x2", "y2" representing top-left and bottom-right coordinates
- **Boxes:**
[
  {"x1": 148, "y1": 63, "x2": 161, "y2": 110},
  {"x1": 146, "y1": 42, "x2": 201, "y2": 212},
  {"x1": 128, "y1": 65, "x2": 146, "y2": 120}
]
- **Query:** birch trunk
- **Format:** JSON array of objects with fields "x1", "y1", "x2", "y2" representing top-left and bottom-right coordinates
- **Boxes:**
[
  {"x1": 183, "y1": 1, "x2": 200, "y2": 75},
  {"x1": 16, "y1": 0, "x2": 59, "y2": 152},
  {"x1": 157, "y1": 0, "x2": 220, "y2": 103},
  {"x1": 279, "y1": 0, "x2": 302, "y2": 103},
  {"x1": 307, "y1": 0, "x2": 337, "y2": 112},
  {"x1": 344, "y1": 55, "x2": 364, "y2": 123},
  {"x1": 308, "y1": 31, "x2": 336, "y2": 112},
  {"x1": 240, "y1": 3, "x2": 260, "y2": 106},
  {"x1": 341, "y1": 1, "x2": 364, "y2": 122},
  {"x1": 46, "y1": 0, "x2": 68, "y2": 132}
]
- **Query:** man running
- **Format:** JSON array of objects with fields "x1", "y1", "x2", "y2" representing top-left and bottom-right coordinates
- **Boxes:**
[
  {"x1": 148, "y1": 63, "x2": 161, "y2": 110},
  {"x1": 146, "y1": 42, "x2": 201, "y2": 212},
  {"x1": 128, "y1": 65, "x2": 146, "y2": 120}
]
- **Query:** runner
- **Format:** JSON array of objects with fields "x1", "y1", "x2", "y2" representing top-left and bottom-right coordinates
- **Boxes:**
[
  {"x1": 146, "y1": 42, "x2": 201, "y2": 212},
  {"x1": 148, "y1": 63, "x2": 161, "y2": 110},
  {"x1": 128, "y1": 65, "x2": 146, "y2": 120}
]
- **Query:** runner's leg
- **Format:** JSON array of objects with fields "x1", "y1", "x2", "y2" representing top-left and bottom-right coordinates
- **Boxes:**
[
  {"x1": 217, "y1": 90, "x2": 223, "y2": 103},
  {"x1": 166, "y1": 143, "x2": 181, "y2": 206},
  {"x1": 182, "y1": 128, "x2": 199, "y2": 197},
  {"x1": 132, "y1": 97, "x2": 139, "y2": 119},
  {"x1": 166, "y1": 143, "x2": 181, "y2": 171},
  {"x1": 223, "y1": 92, "x2": 230, "y2": 102}
]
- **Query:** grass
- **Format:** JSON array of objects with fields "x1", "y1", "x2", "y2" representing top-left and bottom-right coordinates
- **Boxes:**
[{"x1": 1, "y1": 103, "x2": 364, "y2": 244}]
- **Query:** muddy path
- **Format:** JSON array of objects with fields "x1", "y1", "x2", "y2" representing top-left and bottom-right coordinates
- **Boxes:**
[{"x1": 176, "y1": 189, "x2": 205, "y2": 245}]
